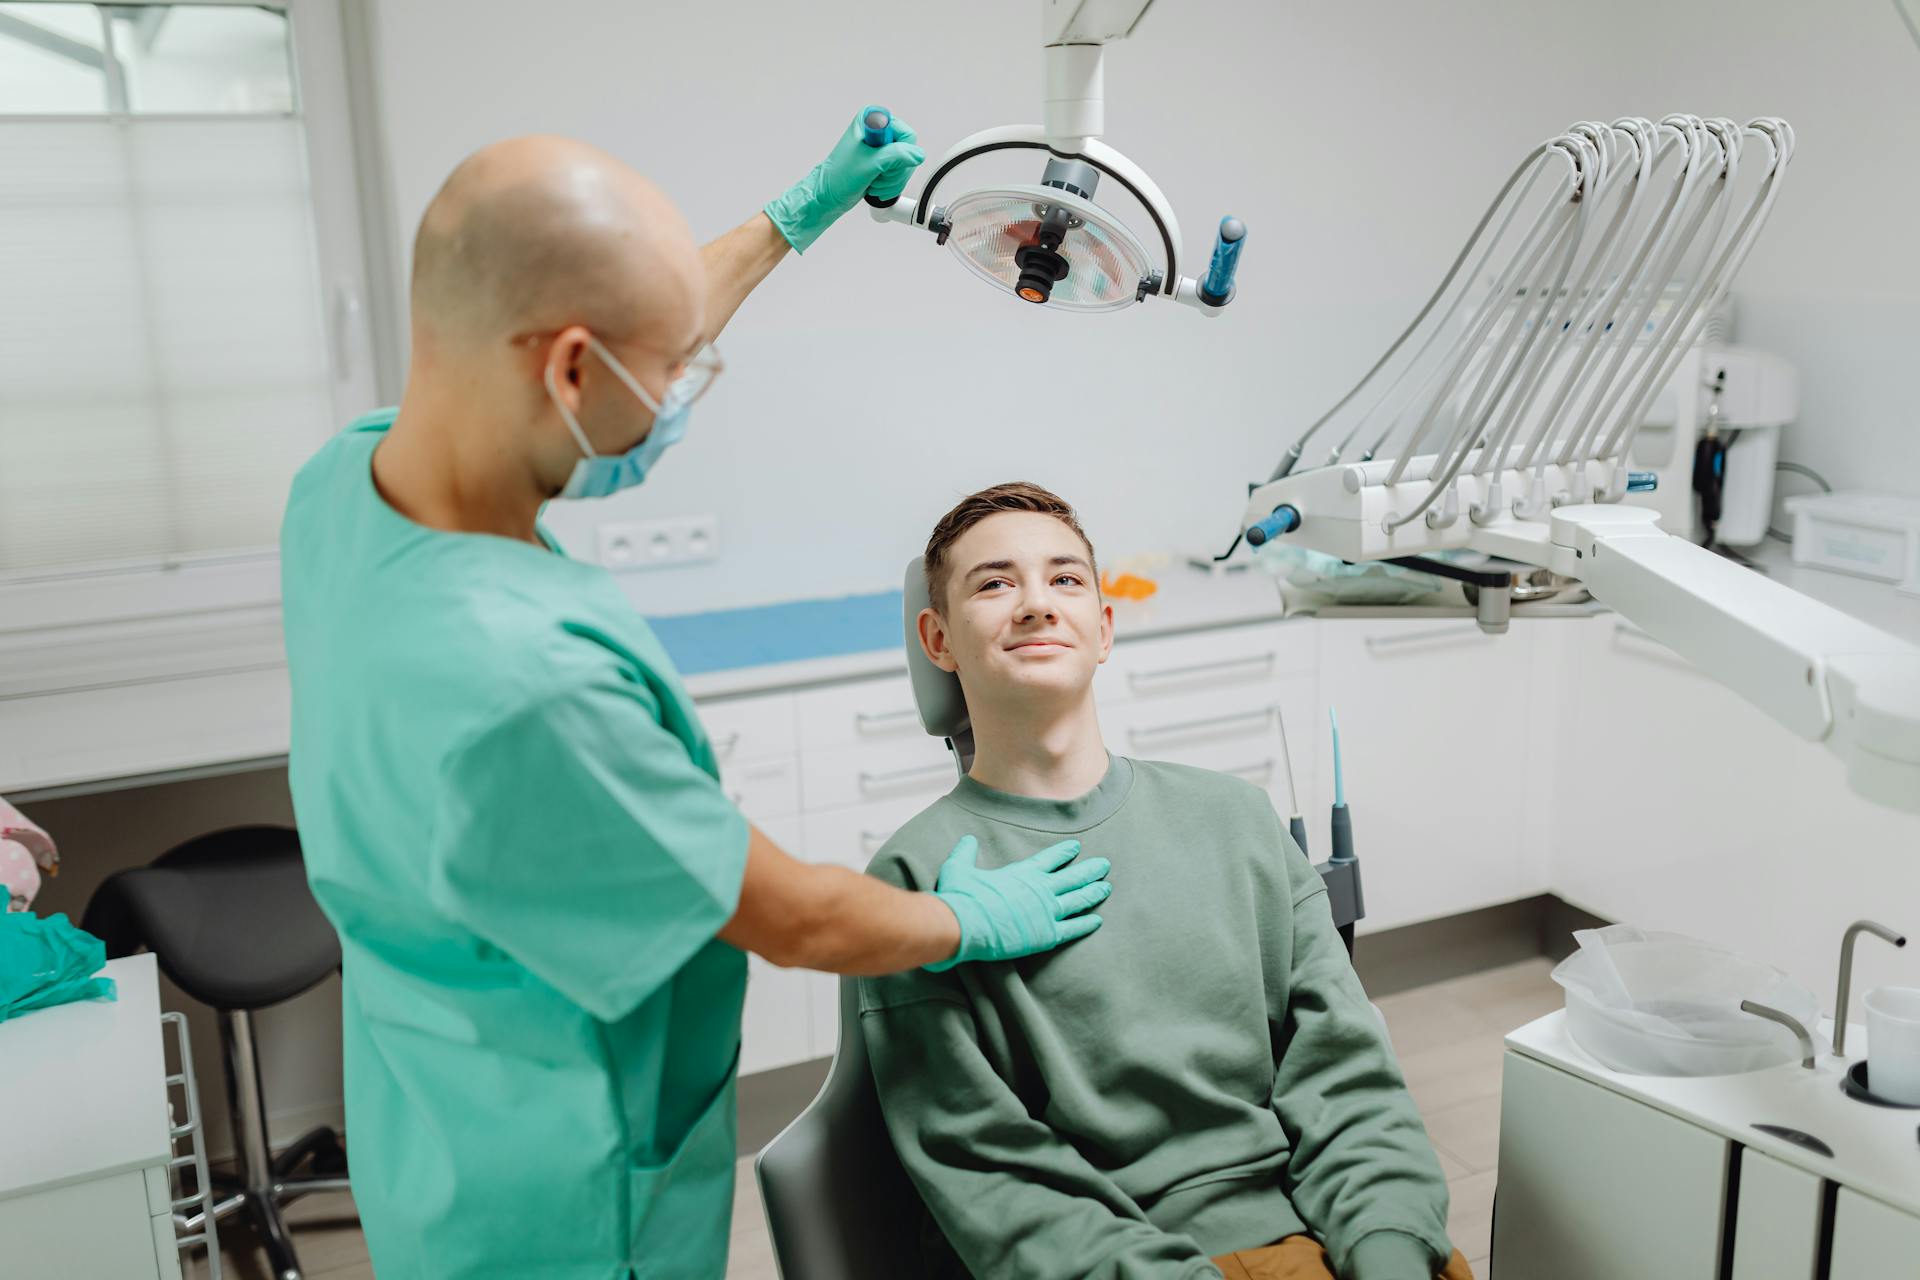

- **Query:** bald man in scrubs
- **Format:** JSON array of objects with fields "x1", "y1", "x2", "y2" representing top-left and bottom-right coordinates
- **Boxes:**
[{"x1": 280, "y1": 116, "x2": 1113, "y2": 1280}]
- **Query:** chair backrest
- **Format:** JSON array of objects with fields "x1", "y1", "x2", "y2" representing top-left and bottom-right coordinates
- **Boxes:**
[
  {"x1": 902, "y1": 557, "x2": 974, "y2": 774},
  {"x1": 755, "y1": 977, "x2": 927, "y2": 1279}
]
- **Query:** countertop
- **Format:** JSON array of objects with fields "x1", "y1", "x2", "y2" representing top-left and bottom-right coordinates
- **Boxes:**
[
  {"x1": 0, "y1": 953, "x2": 170, "y2": 1200},
  {"x1": 1507, "y1": 1008, "x2": 1917, "y2": 1218}
]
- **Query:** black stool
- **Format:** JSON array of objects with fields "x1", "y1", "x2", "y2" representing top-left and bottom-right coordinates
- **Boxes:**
[{"x1": 82, "y1": 825, "x2": 351, "y2": 1280}]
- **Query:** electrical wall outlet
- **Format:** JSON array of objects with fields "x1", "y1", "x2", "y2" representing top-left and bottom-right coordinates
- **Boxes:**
[{"x1": 597, "y1": 515, "x2": 720, "y2": 570}]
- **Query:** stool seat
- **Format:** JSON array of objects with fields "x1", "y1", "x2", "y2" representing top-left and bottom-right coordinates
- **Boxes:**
[{"x1": 85, "y1": 826, "x2": 339, "y2": 1010}]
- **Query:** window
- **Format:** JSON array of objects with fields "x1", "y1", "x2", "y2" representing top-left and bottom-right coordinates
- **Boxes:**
[{"x1": 0, "y1": 2, "x2": 353, "y2": 580}]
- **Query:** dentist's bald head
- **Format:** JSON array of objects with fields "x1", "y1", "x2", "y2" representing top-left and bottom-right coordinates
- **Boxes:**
[{"x1": 408, "y1": 135, "x2": 705, "y2": 357}]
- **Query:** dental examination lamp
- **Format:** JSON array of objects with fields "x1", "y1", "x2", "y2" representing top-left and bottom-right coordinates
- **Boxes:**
[
  {"x1": 866, "y1": 0, "x2": 1246, "y2": 316},
  {"x1": 1232, "y1": 116, "x2": 1920, "y2": 815}
]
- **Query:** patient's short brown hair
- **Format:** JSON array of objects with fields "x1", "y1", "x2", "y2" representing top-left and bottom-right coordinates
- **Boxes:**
[{"x1": 924, "y1": 482, "x2": 1098, "y2": 612}]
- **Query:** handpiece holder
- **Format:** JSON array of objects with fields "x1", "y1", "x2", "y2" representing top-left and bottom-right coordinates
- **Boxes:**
[{"x1": 1834, "y1": 919, "x2": 1908, "y2": 1058}]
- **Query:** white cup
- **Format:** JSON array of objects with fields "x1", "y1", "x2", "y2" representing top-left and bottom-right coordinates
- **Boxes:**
[{"x1": 1863, "y1": 986, "x2": 1920, "y2": 1106}]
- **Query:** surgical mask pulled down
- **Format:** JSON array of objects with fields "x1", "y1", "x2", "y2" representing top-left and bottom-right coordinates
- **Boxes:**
[{"x1": 545, "y1": 335, "x2": 720, "y2": 499}]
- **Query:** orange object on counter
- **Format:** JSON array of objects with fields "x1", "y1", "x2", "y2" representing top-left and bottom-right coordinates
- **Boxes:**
[{"x1": 1100, "y1": 571, "x2": 1159, "y2": 601}]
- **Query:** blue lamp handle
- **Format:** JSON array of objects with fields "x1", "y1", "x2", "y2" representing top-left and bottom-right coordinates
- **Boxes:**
[
  {"x1": 860, "y1": 105, "x2": 900, "y2": 209},
  {"x1": 1200, "y1": 216, "x2": 1246, "y2": 304}
]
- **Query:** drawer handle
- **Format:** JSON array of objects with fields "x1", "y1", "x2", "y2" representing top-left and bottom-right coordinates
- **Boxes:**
[
  {"x1": 859, "y1": 828, "x2": 898, "y2": 855},
  {"x1": 858, "y1": 761, "x2": 955, "y2": 794},
  {"x1": 1224, "y1": 758, "x2": 1276, "y2": 784},
  {"x1": 855, "y1": 708, "x2": 923, "y2": 735},
  {"x1": 1361, "y1": 625, "x2": 1482, "y2": 653},
  {"x1": 713, "y1": 731, "x2": 743, "y2": 759},
  {"x1": 1127, "y1": 651, "x2": 1276, "y2": 691},
  {"x1": 1128, "y1": 705, "x2": 1278, "y2": 747}
]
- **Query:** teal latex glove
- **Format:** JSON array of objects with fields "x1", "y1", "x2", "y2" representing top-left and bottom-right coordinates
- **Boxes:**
[
  {"x1": 925, "y1": 836, "x2": 1110, "y2": 972},
  {"x1": 763, "y1": 106, "x2": 926, "y2": 254},
  {"x1": 1, "y1": 911, "x2": 115, "y2": 1023}
]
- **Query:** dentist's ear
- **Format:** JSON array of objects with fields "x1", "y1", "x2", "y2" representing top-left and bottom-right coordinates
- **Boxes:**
[{"x1": 918, "y1": 607, "x2": 960, "y2": 674}]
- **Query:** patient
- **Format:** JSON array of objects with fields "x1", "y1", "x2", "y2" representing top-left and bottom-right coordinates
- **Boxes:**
[{"x1": 859, "y1": 484, "x2": 1471, "y2": 1280}]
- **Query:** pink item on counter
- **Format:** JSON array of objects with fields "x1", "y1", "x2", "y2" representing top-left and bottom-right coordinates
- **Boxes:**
[{"x1": 0, "y1": 798, "x2": 57, "y2": 914}]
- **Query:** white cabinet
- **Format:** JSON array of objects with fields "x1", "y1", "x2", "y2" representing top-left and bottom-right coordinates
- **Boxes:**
[
  {"x1": 713, "y1": 611, "x2": 1565, "y2": 1077},
  {"x1": 1313, "y1": 618, "x2": 1542, "y2": 930},
  {"x1": 1730, "y1": 1149, "x2": 1824, "y2": 1280},
  {"x1": 800, "y1": 794, "x2": 950, "y2": 1056},
  {"x1": 1106, "y1": 674, "x2": 1317, "y2": 819},
  {"x1": 1830, "y1": 1188, "x2": 1920, "y2": 1279},
  {"x1": 1550, "y1": 614, "x2": 1920, "y2": 1003},
  {"x1": 0, "y1": 956, "x2": 191, "y2": 1280},
  {"x1": 738, "y1": 817, "x2": 813, "y2": 1076},
  {"x1": 702, "y1": 691, "x2": 799, "y2": 766},
  {"x1": 0, "y1": 1171, "x2": 178, "y2": 1280},
  {"x1": 1493, "y1": 1051, "x2": 1729, "y2": 1279}
]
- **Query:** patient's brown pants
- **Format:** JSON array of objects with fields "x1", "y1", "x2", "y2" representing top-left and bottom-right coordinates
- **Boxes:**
[{"x1": 1211, "y1": 1235, "x2": 1477, "y2": 1279}]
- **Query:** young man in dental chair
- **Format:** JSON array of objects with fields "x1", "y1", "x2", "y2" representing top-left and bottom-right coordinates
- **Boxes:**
[{"x1": 858, "y1": 484, "x2": 1473, "y2": 1280}]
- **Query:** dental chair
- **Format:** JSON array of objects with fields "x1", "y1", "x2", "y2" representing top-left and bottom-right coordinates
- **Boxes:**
[{"x1": 755, "y1": 560, "x2": 1371, "y2": 1280}]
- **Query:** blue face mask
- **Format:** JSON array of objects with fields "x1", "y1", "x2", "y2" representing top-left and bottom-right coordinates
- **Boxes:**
[{"x1": 547, "y1": 335, "x2": 704, "y2": 500}]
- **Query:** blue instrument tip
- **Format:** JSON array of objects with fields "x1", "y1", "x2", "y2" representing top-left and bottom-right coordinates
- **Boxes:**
[{"x1": 1330, "y1": 708, "x2": 1345, "y2": 808}]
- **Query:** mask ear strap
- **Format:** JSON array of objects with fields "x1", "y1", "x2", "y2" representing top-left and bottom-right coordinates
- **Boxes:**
[
  {"x1": 545, "y1": 356, "x2": 598, "y2": 459},
  {"x1": 585, "y1": 334, "x2": 667, "y2": 414}
]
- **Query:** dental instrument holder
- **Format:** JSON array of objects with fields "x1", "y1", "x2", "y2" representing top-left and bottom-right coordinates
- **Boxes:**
[
  {"x1": 1317, "y1": 709, "x2": 1365, "y2": 956},
  {"x1": 859, "y1": 106, "x2": 902, "y2": 210},
  {"x1": 1833, "y1": 919, "x2": 1908, "y2": 1058}
]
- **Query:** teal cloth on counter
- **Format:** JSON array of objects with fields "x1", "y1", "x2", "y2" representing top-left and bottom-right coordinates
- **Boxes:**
[
  {"x1": 647, "y1": 590, "x2": 905, "y2": 675},
  {"x1": 0, "y1": 912, "x2": 116, "y2": 1023}
]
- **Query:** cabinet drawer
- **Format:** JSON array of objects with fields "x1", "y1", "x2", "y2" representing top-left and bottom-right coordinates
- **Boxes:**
[
  {"x1": 739, "y1": 816, "x2": 811, "y2": 1077},
  {"x1": 1830, "y1": 1188, "x2": 1920, "y2": 1279},
  {"x1": 1106, "y1": 674, "x2": 1315, "y2": 800},
  {"x1": 151, "y1": 1209, "x2": 183, "y2": 1280},
  {"x1": 1730, "y1": 1149, "x2": 1822, "y2": 1280},
  {"x1": 795, "y1": 676, "x2": 926, "y2": 750},
  {"x1": 803, "y1": 795, "x2": 952, "y2": 871},
  {"x1": 721, "y1": 755, "x2": 801, "y2": 822},
  {"x1": 1101, "y1": 622, "x2": 1312, "y2": 704},
  {"x1": 1492, "y1": 1052, "x2": 1727, "y2": 1280},
  {"x1": 800, "y1": 737, "x2": 958, "y2": 813},
  {"x1": 696, "y1": 691, "x2": 798, "y2": 765},
  {"x1": 741, "y1": 954, "x2": 813, "y2": 1076},
  {"x1": 0, "y1": 1169, "x2": 167, "y2": 1279}
]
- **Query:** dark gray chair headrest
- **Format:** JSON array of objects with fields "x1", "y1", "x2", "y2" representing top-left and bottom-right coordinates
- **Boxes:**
[{"x1": 903, "y1": 557, "x2": 969, "y2": 741}]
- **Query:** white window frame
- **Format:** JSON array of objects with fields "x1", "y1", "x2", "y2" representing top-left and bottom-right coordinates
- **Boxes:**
[{"x1": 0, "y1": 0, "x2": 388, "y2": 700}]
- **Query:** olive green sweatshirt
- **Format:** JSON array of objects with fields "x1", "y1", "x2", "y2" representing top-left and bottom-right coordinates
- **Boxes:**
[{"x1": 858, "y1": 756, "x2": 1452, "y2": 1280}]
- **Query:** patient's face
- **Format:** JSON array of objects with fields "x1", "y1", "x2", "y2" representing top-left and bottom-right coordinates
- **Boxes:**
[{"x1": 922, "y1": 511, "x2": 1113, "y2": 706}]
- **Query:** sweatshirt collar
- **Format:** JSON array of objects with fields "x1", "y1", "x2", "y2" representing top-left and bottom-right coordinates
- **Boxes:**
[{"x1": 947, "y1": 754, "x2": 1134, "y2": 834}]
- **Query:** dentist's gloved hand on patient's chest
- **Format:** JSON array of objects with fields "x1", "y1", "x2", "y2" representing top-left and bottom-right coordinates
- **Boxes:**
[
  {"x1": 924, "y1": 835, "x2": 1112, "y2": 972},
  {"x1": 763, "y1": 107, "x2": 925, "y2": 253}
]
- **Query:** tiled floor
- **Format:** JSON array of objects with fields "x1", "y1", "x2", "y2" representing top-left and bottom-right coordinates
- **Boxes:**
[{"x1": 187, "y1": 958, "x2": 1560, "y2": 1279}]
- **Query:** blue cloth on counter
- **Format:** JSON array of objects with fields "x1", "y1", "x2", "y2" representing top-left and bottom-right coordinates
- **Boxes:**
[
  {"x1": 0, "y1": 912, "x2": 115, "y2": 1023},
  {"x1": 648, "y1": 590, "x2": 904, "y2": 675}
]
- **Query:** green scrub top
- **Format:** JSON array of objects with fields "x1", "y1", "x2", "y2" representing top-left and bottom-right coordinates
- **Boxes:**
[{"x1": 281, "y1": 411, "x2": 751, "y2": 1279}]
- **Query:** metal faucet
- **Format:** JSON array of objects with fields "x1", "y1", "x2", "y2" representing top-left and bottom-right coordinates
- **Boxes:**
[
  {"x1": 1835, "y1": 920, "x2": 1908, "y2": 1058},
  {"x1": 1741, "y1": 1000, "x2": 1817, "y2": 1070}
]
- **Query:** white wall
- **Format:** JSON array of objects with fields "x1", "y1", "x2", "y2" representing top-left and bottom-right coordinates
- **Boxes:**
[{"x1": 359, "y1": 0, "x2": 1920, "y2": 618}]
